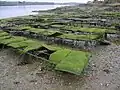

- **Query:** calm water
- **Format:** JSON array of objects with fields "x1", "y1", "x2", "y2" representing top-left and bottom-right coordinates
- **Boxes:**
[{"x1": 0, "y1": 5, "x2": 67, "y2": 19}]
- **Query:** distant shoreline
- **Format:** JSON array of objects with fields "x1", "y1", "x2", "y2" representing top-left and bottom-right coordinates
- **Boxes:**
[
  {"x1": 0, "y1": 4, "x2": 56, "y2": 6},
  {"x1": 0, "y1": 1, "x2": 80, "y2": 6},
  {"x1": 0, "y1": 4, "x2": 71, "y2": 6}
]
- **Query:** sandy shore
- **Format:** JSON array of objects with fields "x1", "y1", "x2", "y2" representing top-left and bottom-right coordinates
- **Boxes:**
[{"x1": 0, "y1": 44, "x2": 120, "y2": 90}]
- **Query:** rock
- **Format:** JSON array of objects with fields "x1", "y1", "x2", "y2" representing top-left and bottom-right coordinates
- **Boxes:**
[
  {"x1": 100, "y1": 40, "x2": 111, "y2": 45},
  {"x1": 103, "y1": 69, "x2": 110, "y2": 74},
  {"x1": 100, "y1": 83, "x2": 103, "y2": 86},
  {"x1": 115, "y1": 25, "x2": 120, "y2": 30},
  {"x1": 29, "y1": 80, "x2": 37, "y2": 83},
  {"x1": 105, "y1": 83, "x2": 110, "y2": 87},
  {"x1": 13, "y1": 81, "x2": 20, "y2": 84}
]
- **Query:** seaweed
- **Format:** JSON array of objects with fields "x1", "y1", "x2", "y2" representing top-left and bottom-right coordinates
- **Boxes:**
[
  {"x1": 42, "y1": 44, "x2": 63, "y2": 51},
  {"x1": 0, "y1": 36, "x2": 11, "y2": 41},
  {"x1": 22, "y1": 41, "x2": 42, "y2": 53},
  {"x1": 57, "y1": 34, "x2": 101, "y2": 40},
  {"x1": 55, "y1": 50, "x2": 89, "y2": 75},
  {"x1": 49, "y1": 49, "x2": 71, "y2": 64},
  {"x1": 0, "y1": 30, "x2": 91, "y2": 75},
  {"x1": 1, "y1": 36, "x2": 27, "y2": 45},
  {"x1": 0, "y1": 31, "x2": 9, "y2": 37},
  {"x1": 63, "y1": 26, "x2": 107, "y2": 33}
]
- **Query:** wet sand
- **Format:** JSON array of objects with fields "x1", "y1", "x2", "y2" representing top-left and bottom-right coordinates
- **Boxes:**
[{"x1": 0, "y1": 44, "x2": 120, "y2": 90}]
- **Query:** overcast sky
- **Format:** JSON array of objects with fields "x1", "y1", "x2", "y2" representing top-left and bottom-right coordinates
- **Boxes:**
[{"x1": 3, "y1": 0, "x2": 93, "y2": 3}]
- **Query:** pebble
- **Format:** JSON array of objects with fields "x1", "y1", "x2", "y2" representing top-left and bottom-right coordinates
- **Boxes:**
[
  {"x1": 103, "y1": 69, "x2": 110, "y2": 74},
  {"x1": 13, "y1": 81, "x2": 20, "y2": 85},
  {"x1": 100, "y1": 83, "x2": 103, "y2": 86},
  {"x1": 30, "y1": 80, "x2": 37, "y2": 83},
  {"x1": 105, "y1": 83, "x2": 109, "y2": 87},
  {"x1": 35, "y1": 82, "x2": 38, "y2": 85}
]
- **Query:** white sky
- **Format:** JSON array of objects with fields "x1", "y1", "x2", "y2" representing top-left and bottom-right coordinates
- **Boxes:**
[{"x1": 2, "y1": 0, "x2": 93, "y2": 3}]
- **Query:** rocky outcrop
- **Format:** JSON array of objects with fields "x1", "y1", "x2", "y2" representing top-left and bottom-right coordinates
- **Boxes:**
[{"x1": 104, "y1": 0, "x2": 120, "y2": 4}]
